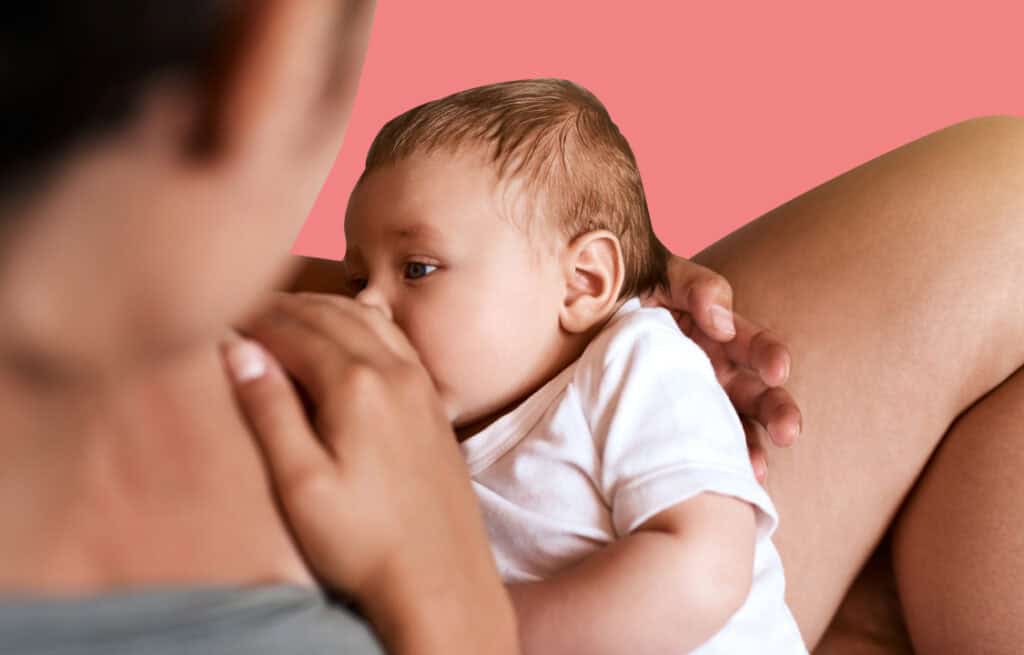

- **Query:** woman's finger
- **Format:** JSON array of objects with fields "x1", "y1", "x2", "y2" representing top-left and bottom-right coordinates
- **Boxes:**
[
  {"x1": 741, "y1": 416, "x2": 769, "y2": 484},
  {"x1": 684, "y1": 270, "x2": 737, "y2": 340},
  {"x1": 221, "y1": 338, "x2": 330, "y2": 490},
  {"x1": 286, "y1": 292, "x2": 420, "y2": 363},
  {"x1": 719, "y1": 313, "x2": 792, "y2": 387},
  {"x1": 725, "y1": 369, "x2": 802, "y2": 447},
  {"x1": 646, "y1": 257, "x2": 737, "y2": 340},
  {"x1": 239, "y1": 308, "x2": 357, "y2": 404},
  {"x1": 250, "y1": 291, "x2": 417, "y2": 367},
  {"x1": 674, "y1": 311, "x2": 696, "y2": 338},
  {"x1": 238, "y1": 291, "x2": 419, "y2": 404}
]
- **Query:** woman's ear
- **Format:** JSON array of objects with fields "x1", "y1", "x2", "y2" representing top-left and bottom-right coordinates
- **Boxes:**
[{"x1": 559, "y1": 230, "x2": 626, "y2": 334}]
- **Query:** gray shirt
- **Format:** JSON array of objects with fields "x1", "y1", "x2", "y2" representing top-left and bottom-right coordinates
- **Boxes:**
[{"x1": 0, "y1": 584, "x2": 385, "y2": 654}]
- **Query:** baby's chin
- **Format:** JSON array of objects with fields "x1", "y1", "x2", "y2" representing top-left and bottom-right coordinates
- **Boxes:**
[{"x1": 448, "y1": 386, "x2": 542, "y2": 442}]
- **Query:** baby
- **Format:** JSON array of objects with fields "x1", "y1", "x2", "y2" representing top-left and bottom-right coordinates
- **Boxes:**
[{"x1": 342, "y1": 79, "x2": 807, "y2": 654}]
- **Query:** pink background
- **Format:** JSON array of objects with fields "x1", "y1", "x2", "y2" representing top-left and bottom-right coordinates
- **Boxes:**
[{"x1": 294, "y1": 1, "x2": 1022, "y2": 260}]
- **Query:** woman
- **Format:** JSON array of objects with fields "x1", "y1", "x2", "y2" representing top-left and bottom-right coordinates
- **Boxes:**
[{"x1": 1, "y1": 1, "x2": 1020, "y2": 653}]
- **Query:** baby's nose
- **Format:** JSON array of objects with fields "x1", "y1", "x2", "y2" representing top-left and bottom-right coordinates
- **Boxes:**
[{"x1": 354, "y1": 286, "x2": 394, "y2": 321}]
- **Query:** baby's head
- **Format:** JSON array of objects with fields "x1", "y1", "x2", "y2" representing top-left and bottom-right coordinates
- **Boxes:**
[{"x1": 344, "y1": 78, "x2": 669, "y2": 437}]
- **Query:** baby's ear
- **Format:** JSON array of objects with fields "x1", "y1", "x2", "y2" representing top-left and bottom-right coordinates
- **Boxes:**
[{"x1": 559, "y1": 230, "x2": 625, "y2": 334}]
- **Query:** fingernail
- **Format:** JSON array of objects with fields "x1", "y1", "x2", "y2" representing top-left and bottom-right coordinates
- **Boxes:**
[
  {"x1": 226, "y1": 340, "x2": 267, "y2": 382},
  {"x1": 781, "y1": 420, "x2": 800, "y2": 444},
  {"x1": 710, "y1": 305, "x2": 736, "y2": 337}
]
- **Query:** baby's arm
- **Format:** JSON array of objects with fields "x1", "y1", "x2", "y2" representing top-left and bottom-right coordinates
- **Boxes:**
[{"x1": 508, "y1": 491, "x2": 757, "y2": 655}]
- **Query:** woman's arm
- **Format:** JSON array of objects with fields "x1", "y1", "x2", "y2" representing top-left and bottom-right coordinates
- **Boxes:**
[
  {"x1": 223, "y1": 292, "x2": 519, "y2": 655},
  {"x1": 508, "y1": 493, "x2": 756, "y2": 655}
]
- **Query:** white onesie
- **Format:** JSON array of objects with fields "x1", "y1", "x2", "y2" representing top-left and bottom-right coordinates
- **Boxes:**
[{"x1": 462, "y1": 298, "x2": 808, "y2": 653}]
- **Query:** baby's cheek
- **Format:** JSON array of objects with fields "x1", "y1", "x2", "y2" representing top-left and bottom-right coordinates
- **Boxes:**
[
  {"x1": 402, "y1": 316, "x2": 468, "y2": 402},
  {"x1": 430, "y1": 316, "x2": 501, "y2": 414},
  {"x1": 402, "y1": 290, "x2": 516, "y2": 423}
]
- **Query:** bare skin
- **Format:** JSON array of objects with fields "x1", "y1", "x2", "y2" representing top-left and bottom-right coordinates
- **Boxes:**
[
  {"x1": 3, "y1": 115, "x2": 1016, "y2": 653},
  {"x1": 691, "y1": 115, "x2": 1024, "y2": 652},
  {"x1": 0, "y1": 1, "x2": 789, "y2": 651},
  {"x1": 1, "y1": 2, "x2": 1018, "y2": 648},
  {"x1": 251, "y1": 114, "x2": 1024, "y2": 653}
]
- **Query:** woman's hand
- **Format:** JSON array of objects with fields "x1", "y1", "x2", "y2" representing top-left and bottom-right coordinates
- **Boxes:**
[
  {"x1": 642, "y1": 256, "x2": 802, "y2": 482},
  {"x1": 221, "y1": 292, "x2": 517, "y2": 655}
]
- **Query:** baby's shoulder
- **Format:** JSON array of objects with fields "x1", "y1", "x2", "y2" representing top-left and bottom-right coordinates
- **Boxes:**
[
  {"x1": 580, "y1": 302, "x2": 711, "y2": 373},
  {"x1": 572, "y1": 301, "x2": 716, "y2": 397}
]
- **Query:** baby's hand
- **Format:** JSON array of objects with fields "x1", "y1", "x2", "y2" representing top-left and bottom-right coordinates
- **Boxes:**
[{"x1": 642, "y1": 256, "x2": 802, "y2": 482}]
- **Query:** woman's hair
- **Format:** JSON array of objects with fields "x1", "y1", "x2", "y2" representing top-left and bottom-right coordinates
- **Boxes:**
[
  {"x1": 362, "y1": 78, "x2": 670, "y2": 300},
  {"x1": 0, "y1": 1, "x2": 237, "y2": 203}
]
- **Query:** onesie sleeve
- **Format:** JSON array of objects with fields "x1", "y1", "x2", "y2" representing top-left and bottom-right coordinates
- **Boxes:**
[{"x1": 578, "y1": 309, "x2": 779, "y2": 540}]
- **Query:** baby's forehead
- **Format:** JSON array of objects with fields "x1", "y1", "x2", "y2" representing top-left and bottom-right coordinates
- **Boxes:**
[{"x1": 348, "y1": 151, "x2": 556, "y2": 237}]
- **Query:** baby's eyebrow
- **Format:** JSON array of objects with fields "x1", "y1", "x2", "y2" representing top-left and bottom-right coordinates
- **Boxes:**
[{"x1": 388, "y1": 223, "x2": 444, "y2": 242}]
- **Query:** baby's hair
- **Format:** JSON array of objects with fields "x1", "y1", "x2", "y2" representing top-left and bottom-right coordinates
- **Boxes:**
[{"x1": 361, "y1": 78, "x2": 670, "y2": 299}]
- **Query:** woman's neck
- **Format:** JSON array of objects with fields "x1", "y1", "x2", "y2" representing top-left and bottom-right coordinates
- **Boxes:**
[{"x1": 0, "y1": 343, "x2": 313, "y2": 596}]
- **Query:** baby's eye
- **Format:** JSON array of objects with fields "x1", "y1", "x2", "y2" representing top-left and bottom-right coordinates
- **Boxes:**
[{"x1": 404, "y1": 262, "x2": 438, "y2": 280}]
